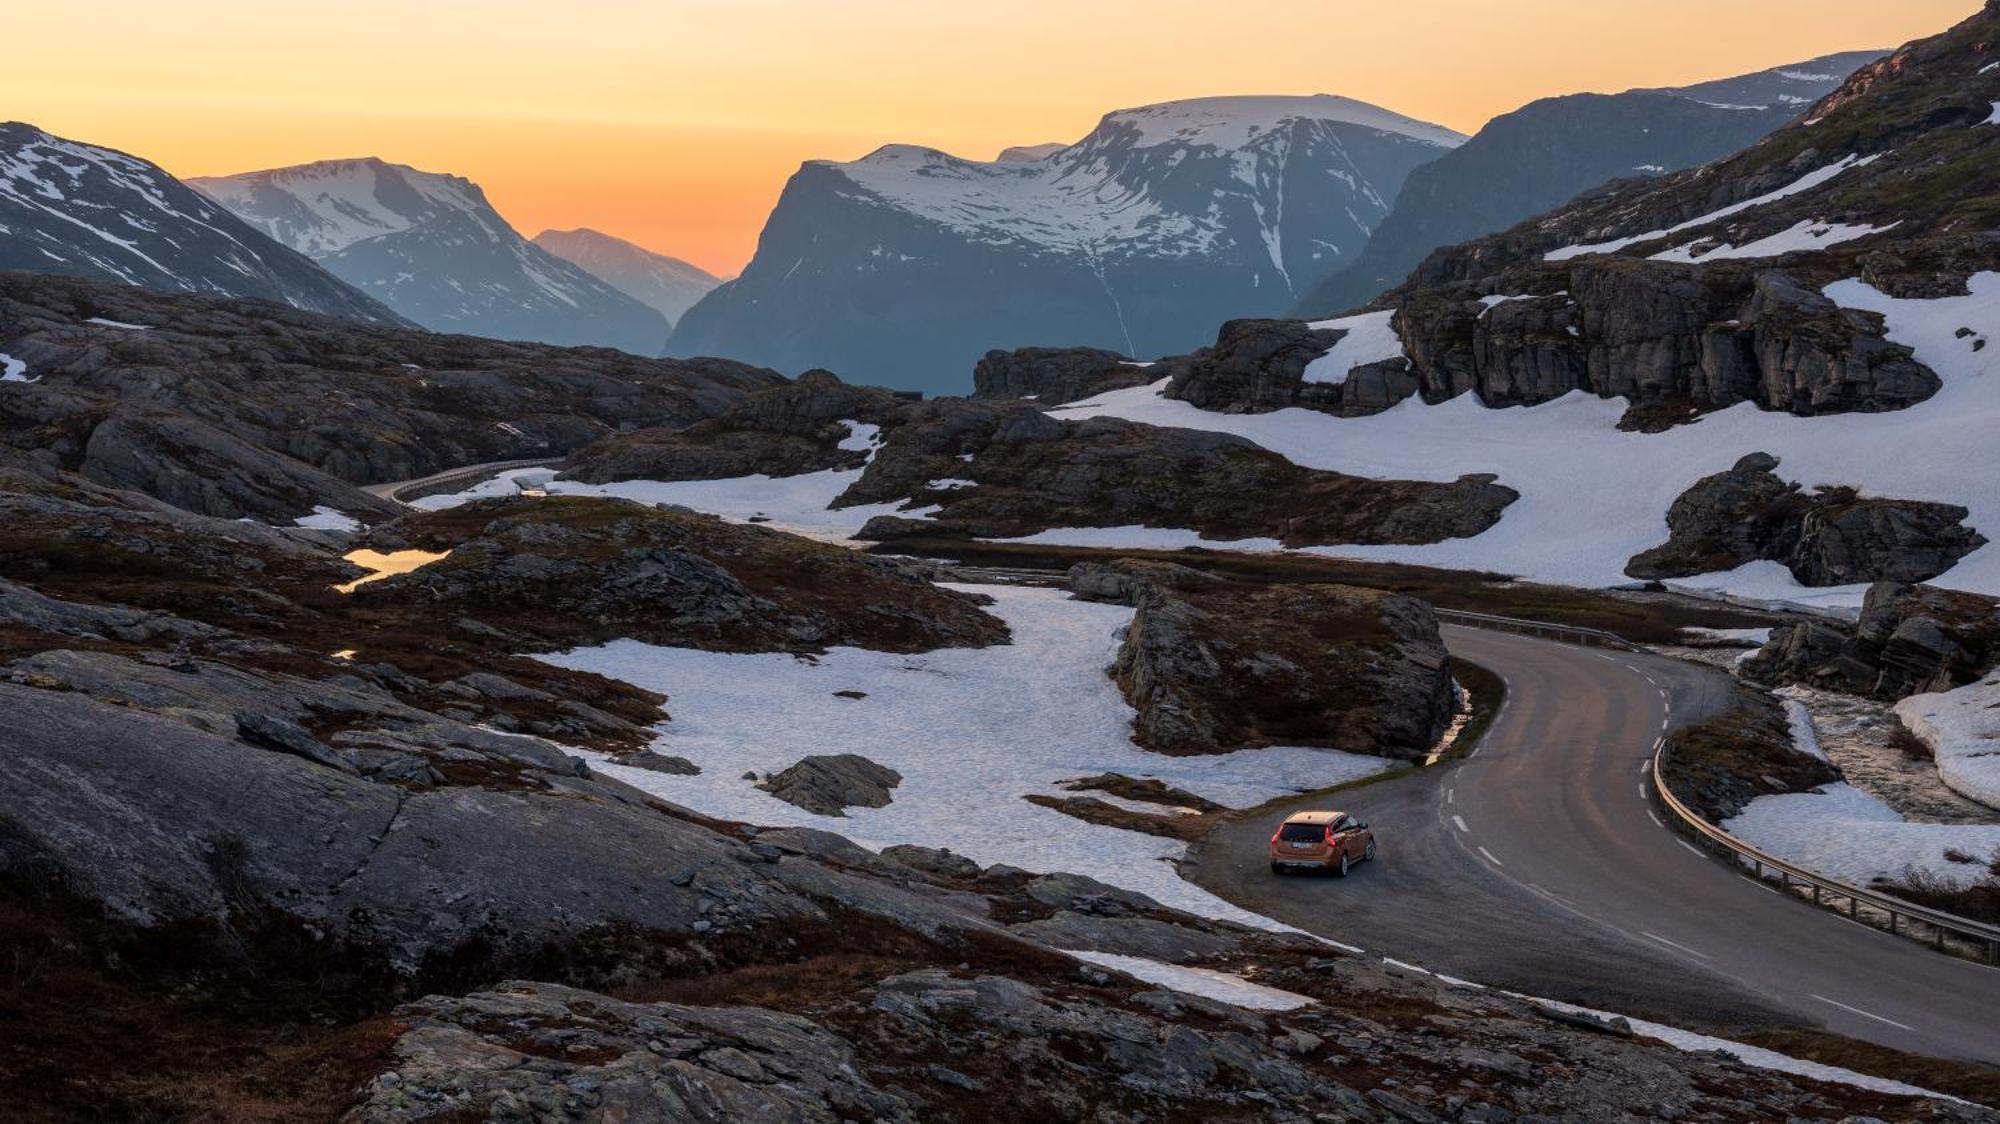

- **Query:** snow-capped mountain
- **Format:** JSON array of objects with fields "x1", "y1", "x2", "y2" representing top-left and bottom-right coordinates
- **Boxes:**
[
  {"x1": 531, "y1": 227, "x2": 721, "y2": 331},
  {"x1": 0, "y1": 123, "x2": 402, "y2": 324},
  {"x1": 667, "y1": 95, "x2": 1466, "y2": 393},
  {"x1": 190, "y1": 159, "x2": 670, "y2": 353},
  {"x1": 1294, "y1": 51, "x2": 1883, "y2": 317}
]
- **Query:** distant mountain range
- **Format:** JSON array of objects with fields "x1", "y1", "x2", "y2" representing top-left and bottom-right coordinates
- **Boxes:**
[
  {"x1": 667, "y1": 95, "x2": 1467, "y2": 393},
  {"x1": 532, "y1": 227, "x2": 721, "y2": 331},
  {"x1": 190, "y1": 159, "x2": 671, "y2": 353},
  {"x1": 0, "y1": 122, "x2": 403, "y2": 325},
  {"x1": 1293, "y1": 51, "x2": 1883, "y2": 317}
]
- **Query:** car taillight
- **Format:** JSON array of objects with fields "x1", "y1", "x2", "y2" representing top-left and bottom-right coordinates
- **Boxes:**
[
  {"x1": 1324, "y1": 827, "x2": 1338, "y2": 844},
  {"x1": 1270, "y1": 828, "x2": 1282, "y2": 844}
]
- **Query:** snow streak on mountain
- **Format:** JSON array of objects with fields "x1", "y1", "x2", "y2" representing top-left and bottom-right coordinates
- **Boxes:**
[{"x1": 668, "y1": 95, "x2": 1465, "y2": 392}]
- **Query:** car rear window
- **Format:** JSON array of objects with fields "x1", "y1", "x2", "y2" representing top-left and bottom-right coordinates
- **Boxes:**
[{"x1": 1277, "y1": 822, "x2": 1326, "y2": 842}]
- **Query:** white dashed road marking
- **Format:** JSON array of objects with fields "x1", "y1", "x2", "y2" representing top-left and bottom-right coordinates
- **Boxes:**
[
  {"x1": 1642, "y1": 932, "x2": 1710, "y2": 959},
  {"x1": 1677, "y1": 840, "x2": 1705, "y2": 859},
  {"x1": 1478, "y1": 847, "x2": 1504, "y2": 867},
  {"x1": 1452, "y1": 815, "x2": 1470, "y2": 834},
  {"x1": 1647, "y1": 811, "x2": 1664, "y2": 828},
  {"x1": 1811, "y1": 995, "x2": 1914, "y2": 1031}
]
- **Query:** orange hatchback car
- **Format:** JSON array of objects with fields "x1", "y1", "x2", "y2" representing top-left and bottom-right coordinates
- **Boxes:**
[{"x1": 1269, "y1": 810, "x2": 1377, "y2": 877}]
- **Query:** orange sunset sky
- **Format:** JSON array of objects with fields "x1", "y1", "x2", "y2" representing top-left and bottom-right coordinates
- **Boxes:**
[{"x1": 6, "y1": 1, "x2": 1974, "y2": 277}]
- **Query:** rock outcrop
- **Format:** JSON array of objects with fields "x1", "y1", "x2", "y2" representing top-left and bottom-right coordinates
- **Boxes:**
[
  {"x1": 1073, "y1": 561, "x2": 1455, "y2": 758},
  {"x1": 758, "y1": 753, "x2": 903, "y2": 816},
  {"x1": 970, "y1": 346, "x2": 1152, "y2": 405},
  {"x1": 1626, "y1": 452, "x2": 1984, "y2": 585},
  {"x1": 560, "y1": 369, "x2": 898, "y2": 484},
  {"x1": 839, "y1": 404, "x2": 1516, "y2": 548},
  {"x1": 371, "y1": 496, "x2": 1010, "y2": 655},
  {"x1": 565, "y1": 378, "x2": 1518, "y2": 550},
  {"x1": 1743, "y1": 581, "x2": 2000, "y2": 700}
]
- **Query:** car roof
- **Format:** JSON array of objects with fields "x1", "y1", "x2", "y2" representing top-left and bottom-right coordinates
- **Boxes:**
[{"x1": 1282, "y1": 810, "x2": 1346, "y2": 825}]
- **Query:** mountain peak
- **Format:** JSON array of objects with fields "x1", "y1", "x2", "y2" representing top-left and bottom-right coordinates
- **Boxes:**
[{"x1": 1095, "y1": 94, "x2": 1468, "y2": 150}]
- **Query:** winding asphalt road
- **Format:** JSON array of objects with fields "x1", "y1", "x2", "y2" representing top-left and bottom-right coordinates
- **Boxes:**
[{"x1": 1185, "y1": 625, "x2": 2000, "y2": 1065}]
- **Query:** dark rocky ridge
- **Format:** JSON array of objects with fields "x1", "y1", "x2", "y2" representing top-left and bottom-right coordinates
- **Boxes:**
[
  {"x1": 0, "y1": 270, "x2": 779, "y2": 521},
  {"x1": 1070, "y1": 560, "x2": 1456, "y2": 758},
  {"x1": 1627, "y1": 452, "x2": 1985, "y2": 585},
  {"x1": 1294, "y1": 52, "x2": 1882, "y2": 318},
  {"x1": 971, "y1": 346, "x2": 1156, "y2": 405}
]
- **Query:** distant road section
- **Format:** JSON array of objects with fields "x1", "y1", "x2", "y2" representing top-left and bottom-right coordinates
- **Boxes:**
[{"x1": 365, "y1": 459, "x2": 561, "y2": 505}]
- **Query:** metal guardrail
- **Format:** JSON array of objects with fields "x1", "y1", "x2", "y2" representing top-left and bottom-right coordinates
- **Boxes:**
[
  {"x1": 1433, "y1": 608, "x2": 1644, "y2": 652},
  {"x1": 1652, "y1": 739, "x2": 2000, "y2": 964}
]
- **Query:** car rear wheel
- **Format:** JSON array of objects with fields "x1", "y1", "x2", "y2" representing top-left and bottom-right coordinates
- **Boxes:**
[
  {"x1": 1270, "y1": 862, "x2": 1285, "y2": 875},
  {"x1": 1334, "y1": 853, "x2": 1350, "y2": 878},
  {"x1": 1364, "y1": 839, "x2": 1378, "y2": 862}
]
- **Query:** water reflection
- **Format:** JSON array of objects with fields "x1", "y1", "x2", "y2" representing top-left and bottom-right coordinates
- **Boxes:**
[{"x1": 334, "y1": 548, "x2": 449, "y2": 594}]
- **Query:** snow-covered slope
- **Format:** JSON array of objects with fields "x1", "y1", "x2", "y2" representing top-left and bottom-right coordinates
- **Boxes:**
[
  {"x1": 0, "y1": 123, "x2": 403, "y2": 324},
  {"x1": 191, "y1": 159, "x2": 670, "y2": 353},
  {"x1": 668, "y1": 94, "x2": 1464, "y2": 392},
  {"x1": 1294, "y1": 51, "x2": 1882, "y2": 317},
  {"x1": 531, "y1": 227, "x2": 721, "y2": 330}
]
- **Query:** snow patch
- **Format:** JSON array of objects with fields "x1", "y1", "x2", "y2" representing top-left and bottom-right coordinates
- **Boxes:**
[
  {"x1": 1063, "y1": 950, "x2": 1314, "y2": 1010},
  {"x1": 84, "y1": 317, "x2": 150, "y2": 330},
  {"x1": 1301, "y1": 309, "x2": 1405, "y2": 385},
  {"x1": 1895, "y1": 672, "x2": 2000, "y2": 810},
  {"x1": 0, "y1": 352, "x2": 30, "y2": 383},
  {"x1": 1725, "y1": 782, "x2": 2000, "y2": 887},
  {"x1": 293, "y1": 506, "x2": 361, "y2": 532},
  {"x1": 541, "y1": 585, "x2": 1392, "y2": 930}
]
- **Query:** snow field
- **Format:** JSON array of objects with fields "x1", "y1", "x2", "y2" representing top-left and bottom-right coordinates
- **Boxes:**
[
  {"x1": 540, "y1": 584, "x2": 1392, "y2": 930},
  {"x1": 1054, "y1": 272, "x2": 2000, "y2": 608}
]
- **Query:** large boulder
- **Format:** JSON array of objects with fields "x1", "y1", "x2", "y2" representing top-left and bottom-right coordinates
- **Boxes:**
[
  {"x1": 759, "y1": 753, "x2": 903, "y2": 816},
  {"x1": 1627, "y1": 452, "x2": 1983, "y2": 585},
  {"x1": 1095, "y1": 569, "x2": 1455, "y2": 758}
]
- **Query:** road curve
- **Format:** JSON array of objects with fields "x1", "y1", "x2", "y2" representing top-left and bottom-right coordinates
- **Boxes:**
[
  {"x1": 1185, "y1": 625, "x2": 2000, "y2": 1065},
  {"x1": 363, "y1": 459, "x2": 560, "y2": 504}
]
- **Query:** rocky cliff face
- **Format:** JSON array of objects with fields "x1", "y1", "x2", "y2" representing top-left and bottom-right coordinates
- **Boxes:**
[
  {"x1": 1072, "y1": 561, "x2": 1454, "y2": 758},
  {"x1": 1744, "y1": 581, "x2": 2000, "y2": 700},
  {"x1": 192, "y1": 159, "x2": 672, "y2": 353},
  {"x1": 0, "y1": 271, "x2": 778, "y2": 522},
  {"x1": 1294, "y1": 52, "x2": 1882, "y2": 318},
  {"x1": 668, "y1": 96, "x2": 1464, "y2": 394},
  {"x1": 1627, "y1": 452, "x2": 1985, "y2": 585},
  {"x1": 0, "y1": 122, "x2": 404, "y2": 325}
]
